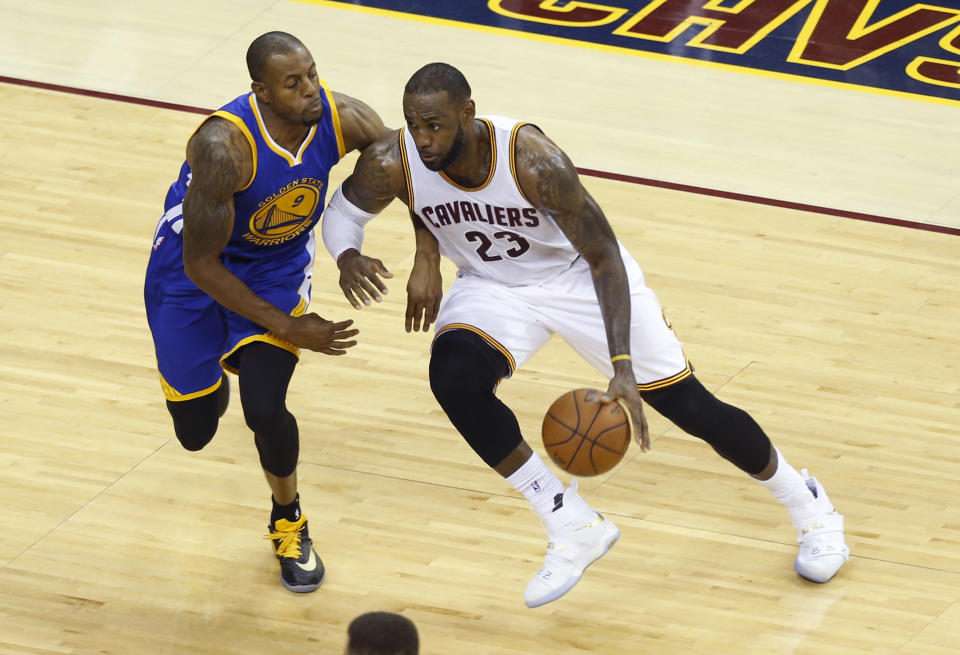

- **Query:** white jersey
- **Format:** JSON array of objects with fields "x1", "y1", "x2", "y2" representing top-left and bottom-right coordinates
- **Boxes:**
[{"x1": 401, "y1": 115, "x2": 580, "y2": 286}]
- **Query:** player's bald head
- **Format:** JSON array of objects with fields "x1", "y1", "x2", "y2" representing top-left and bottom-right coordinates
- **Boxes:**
[
  {"x1": 405, "y1": 62, "x2": 471, "y2": 107},
  {"x1": 246, "y1": 31, "x2": 307, "y2": 83}
]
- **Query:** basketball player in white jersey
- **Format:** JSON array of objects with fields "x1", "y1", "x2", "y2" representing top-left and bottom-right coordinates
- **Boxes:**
[{"x1": 321, "y1": 63, "x2": 849, "y2": 608}]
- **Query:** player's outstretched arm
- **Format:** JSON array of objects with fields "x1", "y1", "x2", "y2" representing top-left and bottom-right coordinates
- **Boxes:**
[
  {"x1": 322, "y1": 133, "x2": 442, "y2": 324},
  {"x1": 514, "y1": 126, "x2": 650, "y2": 449},
  {"x1": 183, "y1": 118, "x2": 358, "y2": 355}
]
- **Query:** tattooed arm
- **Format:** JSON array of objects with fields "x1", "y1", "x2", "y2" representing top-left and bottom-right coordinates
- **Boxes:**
[
  {"x1": 514, "y1": 125, "x2": 650, "y2": 449},
  {"x1": 340, "y1": 131, "x2": 410, "y2": 212},
  {"x1": 182, "y1": 117, "x2": 358, "y2": 354},
  {"x1": 322, "y1": 132, "x2": 442, "y2": 331}
]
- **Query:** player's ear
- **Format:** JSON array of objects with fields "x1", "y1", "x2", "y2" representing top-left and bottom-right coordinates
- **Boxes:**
[
  {"x1": 251, "y1": 80, "x2": 269, "y2": 104},
  {"x1": 461, "y1": 99, "x2": 476, "y2": 122}
]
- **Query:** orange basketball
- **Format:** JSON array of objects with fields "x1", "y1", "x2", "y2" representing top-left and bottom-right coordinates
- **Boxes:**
[{"x1": 541, "y1": 388, "x2": 631, "y2": 476}]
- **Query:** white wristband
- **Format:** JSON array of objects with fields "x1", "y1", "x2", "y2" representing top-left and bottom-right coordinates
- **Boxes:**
[{"x1": 321, "y1": 184, "x2": 379, "y2": 261}]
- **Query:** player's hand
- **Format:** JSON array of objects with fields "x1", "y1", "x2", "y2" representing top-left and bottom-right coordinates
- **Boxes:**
[
  {"x1": 601, "y1": 372, "x2": 650, "y2": 452},
  {"x1": 278, "y1": 313, "x2": 359, "y2": 355},
  {"x1": 405, "y1": 257, "x2": 442, "y2": 333},
  {"x1": 337, "y1": 251, "x2": 394, "y2": 309}
]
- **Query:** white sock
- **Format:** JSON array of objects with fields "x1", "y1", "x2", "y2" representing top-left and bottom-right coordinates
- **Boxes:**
[
  {"x1": 506, "y1": 452, "x2": 566, "y2": 520},
  {"x1": 757, "y1": 447, "x2": 814, "y2": 510}
]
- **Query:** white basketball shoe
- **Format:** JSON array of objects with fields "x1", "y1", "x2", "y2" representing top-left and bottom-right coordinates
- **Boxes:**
[
  {"x1": 524, "y1": 480, "x2": 620, "y2": 608},
  {"x1": 792, "y1": 469, "x2": 849, "y2": 583}
]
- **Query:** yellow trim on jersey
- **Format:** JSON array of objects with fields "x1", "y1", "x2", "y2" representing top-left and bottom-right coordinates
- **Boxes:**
[
  {"x1": 509, "y1": 121, "x2": 535, "y2": 205},
  {"x1": 220, "y1": 334, "x2": 300, "y2": 375},
  {"x1": 219, "y1": 296, "x2": 308, "y2": 374},
  {"x1": 290, "y1": 295, "x2": 308, "y2": 317},
  {"x1": 204, "y1": 110, "x2": 258, "y2": 191},
  {"x1": 439, "y1": 118, "x2": 497, "y2": 191},
  {"x1": 319, "y1": 78, "x2": 346, "y2": 159},
  {"x1": 398, "y1": 129, "x2": 415, "y2": 209},
  {"x1": 435, "y1": 323, "x2": 516, "y2": 373},
  {"x1": 636, "y1": 362, "x2": 693, "y2": 392},
  {"x1": 294, "y1": 120, "x2": 318, "y2": 162},
  {"x1": 159, "y1": 369, "x2": 224, "y2": 402},
  {"x1": 248, "y1": 94, "x2": 318, "y2": 167}
]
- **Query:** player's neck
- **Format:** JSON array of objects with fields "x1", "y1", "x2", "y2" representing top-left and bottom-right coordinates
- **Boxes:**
[
  {"x1": 441, "y1": 119, "x2": 491, "y2": 188},
  {"x1": 260, "y1": 105, "x2": 312, "y2": 154}
]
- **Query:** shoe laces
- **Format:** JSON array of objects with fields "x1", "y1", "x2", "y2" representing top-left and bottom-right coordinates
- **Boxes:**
[{"x1": 266, "y1": 515, "x2": 307, "y2": 559}]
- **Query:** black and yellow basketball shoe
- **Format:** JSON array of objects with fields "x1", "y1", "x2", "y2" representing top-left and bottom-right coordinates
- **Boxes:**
[{"x1": 265, "y1": 515, "x2": 325, "y2": 592}]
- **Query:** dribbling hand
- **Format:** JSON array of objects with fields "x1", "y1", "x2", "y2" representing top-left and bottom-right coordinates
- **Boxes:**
[
  {"x1": 337, "y1": 252, "x2": 394, "y2": 309},
  {"x1": 278, "y1": 313, "x2": 358, "y2": 355},
  {"x1": 600, "y1": 375, "x2": 651, "y2": 452}
]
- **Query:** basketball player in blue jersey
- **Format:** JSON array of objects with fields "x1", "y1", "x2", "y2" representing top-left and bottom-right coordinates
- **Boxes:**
[
  {"x1": 321, "y1": 63, "x2": 849, "y2": 608},
  {"x1": 144, "y1": 32, "x2": 388, "y2": 593}
]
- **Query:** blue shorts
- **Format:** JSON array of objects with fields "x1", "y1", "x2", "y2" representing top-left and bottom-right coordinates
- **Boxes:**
[{"x1": 144, "y1": 211, "x2": 311, "y2": 402}]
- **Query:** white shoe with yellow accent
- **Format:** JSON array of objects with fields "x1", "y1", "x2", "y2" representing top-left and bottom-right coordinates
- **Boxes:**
[
  {"x1": 792, "y1": 470, "x2": 849, "y2": 583},
  {"x1": 524, "y1": 481, "x2": 620, "y2": 608}
]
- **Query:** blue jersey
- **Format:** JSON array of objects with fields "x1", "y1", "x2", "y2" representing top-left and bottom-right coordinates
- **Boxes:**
[
  {"x1": 149, "y1": 83, "x2": 345, "y2": 290},
  {"x1": 144, "y1": 83, "x2": 346, "y2": 399}
]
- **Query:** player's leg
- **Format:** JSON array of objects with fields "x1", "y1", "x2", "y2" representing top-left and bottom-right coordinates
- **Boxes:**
[
  {"x1": 233, "y1": 340, "x2": 324, "y2": 592},
  {"x1": 144, "y1": 271, "x2": 230, "y2": 451},
  {"x1": 222, "y1": 247, "x2": 325, "y2": 593},
  {"x1": 552, "y1": 249, "x2": 847, "y2": 582},
  {"x1": 165, "y1": 374, "x2": 230, "y2": 450},
  {"x1": 430, "y1": 276, "x2": 619, "y2": 608},
  {"x1": 641, "y1": 376, "x2": 848, "y2": 582}
]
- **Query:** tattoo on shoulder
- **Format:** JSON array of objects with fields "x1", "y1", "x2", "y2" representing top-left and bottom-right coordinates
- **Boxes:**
[
  {"x1": 187, "y1": 118, "x2": 249, "y2": 194},
  {"x1": 181, "y1": 118, "x2": 249, "y2": 260},
  {"x1": 518, "y1": 143, "x2": 583, "y2": 216}
]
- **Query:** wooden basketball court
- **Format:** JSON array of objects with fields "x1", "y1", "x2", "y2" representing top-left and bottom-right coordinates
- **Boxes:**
[{"x1": 0, "y1": 1, "x2": 957, "y2": 653}]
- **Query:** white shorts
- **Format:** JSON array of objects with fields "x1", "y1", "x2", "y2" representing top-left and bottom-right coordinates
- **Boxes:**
[{"x1": 434, "y1": 245, "x2": 692, "y2": 391}]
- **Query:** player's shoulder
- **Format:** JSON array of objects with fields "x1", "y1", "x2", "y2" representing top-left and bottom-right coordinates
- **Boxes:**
[
  {"x1": 331, "y1": 91, "x2": 389, "y2": 153},
  {"x1": 184, "y1": 114, "x2": 254, "y2": 192},
  {"x1": 509, "y1": 120, "x2": 568, "y2": 179},
  {"x1": 187, "y1": 115, "x2": 251, "y2": 165},
  {"x1": 480, "y1": 114, "x2": 544, "y2": 138},
  {"x1": 191, "y1": 113, "x2": 241, "y2": 144},
  {"x1": 330, "y1": 90, "x2": 371, "y2": 121},
  {"x1": 512, "y1": 121, "x2": 554, "y2": 153},
  {"x1": 508, "y1": 120, "x2": 578, "y2": 203}
]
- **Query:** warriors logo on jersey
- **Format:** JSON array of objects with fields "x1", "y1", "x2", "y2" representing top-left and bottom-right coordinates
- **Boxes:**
[{"x1": 246, "y1": 180, "x2": 323, "y2": 246}]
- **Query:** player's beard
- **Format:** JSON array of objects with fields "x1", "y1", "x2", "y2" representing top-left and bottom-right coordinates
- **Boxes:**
[
  {"x1": 425, "y1": 123, "x2": 466, "y2": 171},
  {"x1": 303, "y1": 112, "x2": 323, "y2": 127}
]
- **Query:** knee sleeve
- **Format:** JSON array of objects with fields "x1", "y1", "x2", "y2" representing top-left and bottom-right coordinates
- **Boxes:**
[
  {"x1": 166, "y1": 374, "x2": 230, "y2": 451},
  {"x1": 641, "y1": 375, "x2": 772, "y2": 475},
  {"x1": 237, "y1": 342, "x2": 300, "y2": 478},
  {"x1": 429, "y1": 330, "x2": 522, "y2": 468}
]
